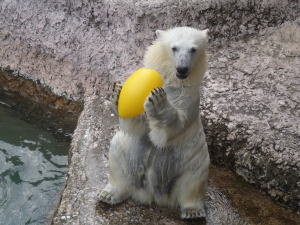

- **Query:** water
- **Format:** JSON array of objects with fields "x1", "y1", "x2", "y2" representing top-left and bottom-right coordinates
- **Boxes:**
[{"x1": 0, "y1": 105, "x2": 69, "y2": 225}]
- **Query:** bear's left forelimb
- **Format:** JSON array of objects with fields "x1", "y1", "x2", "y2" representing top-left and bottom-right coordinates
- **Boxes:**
[{"x1": 144, "y1": 88, "x2": 197, "y2": 147}]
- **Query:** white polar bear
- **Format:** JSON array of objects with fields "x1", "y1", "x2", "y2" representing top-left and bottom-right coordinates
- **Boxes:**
[{"x1": 99, "y1": 27, "x2": 210, "y2": 219}]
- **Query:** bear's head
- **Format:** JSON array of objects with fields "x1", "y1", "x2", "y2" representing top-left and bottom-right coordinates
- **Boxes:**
[{"x1": 155, "y1": 27, "x2": 209, "y2": 80}]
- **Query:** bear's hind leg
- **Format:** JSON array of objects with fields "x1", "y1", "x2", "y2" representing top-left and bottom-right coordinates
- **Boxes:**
[
  {"x1": 175, "y1": 170, "x2": 209, "y2": 219},
  {"x1": 181, "y1": 202, "x2": 206, "y2": 219},
  {"x1": 99, "y1": 183, "x2": 129, "y2": 205},
  {"x1": 99, "y1": 132, "x2": 133, "y2": 205}
]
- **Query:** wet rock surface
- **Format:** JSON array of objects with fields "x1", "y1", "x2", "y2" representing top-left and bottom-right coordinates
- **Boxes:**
[{"x1": 0, "y1": 69, "x2": 82, "y2": 137}]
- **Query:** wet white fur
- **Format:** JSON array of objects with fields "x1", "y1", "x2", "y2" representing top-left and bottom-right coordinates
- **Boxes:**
[
  {"x1": 100, "y1": 27, "x2": 210, "y2": 219},
  {"x1": 143, "y1": 27, "x2": 208, "y2": 147}
]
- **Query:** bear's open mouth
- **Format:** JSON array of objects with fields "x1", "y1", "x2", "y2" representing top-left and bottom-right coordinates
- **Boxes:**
[{"x1": 176, "y1": 72, "x2": 188, "y2": 79}]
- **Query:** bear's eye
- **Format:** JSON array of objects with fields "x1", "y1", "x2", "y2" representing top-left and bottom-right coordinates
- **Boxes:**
[
  {"x1": 171, "y1": 47, "x2": 178, "y2": 52},
  {"x1": 190, "y1": 47, "x2": 197, "y2": 53}
]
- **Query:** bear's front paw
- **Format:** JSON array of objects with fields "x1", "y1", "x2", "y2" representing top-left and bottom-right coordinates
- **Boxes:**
[
  {"x1": 144, "y1": 88, "x2": 167, "y2": 116},
  {"x1": 110, "y1": 82, "x2": 122, "y2": 115}
]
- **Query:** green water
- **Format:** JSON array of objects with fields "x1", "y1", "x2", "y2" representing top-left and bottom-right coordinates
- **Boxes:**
[{"x1": 0, "y1": 104, "x2": 69, "y2": 225}]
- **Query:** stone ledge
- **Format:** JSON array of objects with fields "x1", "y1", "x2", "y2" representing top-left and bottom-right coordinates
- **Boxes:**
[
  {"x1": 201, "y1": 20, "x2": 300, "y2": 211},
  {"x1": 51, "y1": 94, "x2": 299, "y2": 225}
]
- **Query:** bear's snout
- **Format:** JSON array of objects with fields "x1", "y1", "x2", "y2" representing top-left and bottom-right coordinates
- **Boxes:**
[{"x1": 176, "y1": 67, "x2": 189, "y2": 79}]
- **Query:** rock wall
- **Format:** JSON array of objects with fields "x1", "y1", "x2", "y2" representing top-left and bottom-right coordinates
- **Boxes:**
[
  {"x1": 0, "y1": 0, "x2": 299, "y2": 219},
  {"x1": 202, "y1": 21, "x2": 300, "y2": 210},
  {"x1": 0, "y1": 0, "x2": 298, "y2": 100}
]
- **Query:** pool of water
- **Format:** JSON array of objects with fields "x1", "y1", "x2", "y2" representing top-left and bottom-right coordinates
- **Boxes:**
[{"x1": 0, "y1": 104, "x2": 69, "y2": 225}]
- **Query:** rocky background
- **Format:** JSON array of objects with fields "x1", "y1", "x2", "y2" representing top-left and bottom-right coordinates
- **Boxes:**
[
  {"x1": 1, "y1": 0, "x2": 298, "y2": 100},
  {"x1": 0, "y1": 0, "x2": 299, "y2": 224}
]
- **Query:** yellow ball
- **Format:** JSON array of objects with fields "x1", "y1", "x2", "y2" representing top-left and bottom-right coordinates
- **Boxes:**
[{"x1": 118, "y1": 68, "x2": 163, "y2": 118}]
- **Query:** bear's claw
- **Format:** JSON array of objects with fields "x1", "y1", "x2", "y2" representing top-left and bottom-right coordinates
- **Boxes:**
[
  {"x1": 144, "y1": 87, "x2": 167, "y2": 115},
  {"x1": 181, "y1": 208, "x2": 206, "y2": 219},
  {"x1": 110, "y1": 82, "x2": 122, "y2": 114},
  {"x1": 98, "y1": 189, "x2": 121, "y2": 205}
]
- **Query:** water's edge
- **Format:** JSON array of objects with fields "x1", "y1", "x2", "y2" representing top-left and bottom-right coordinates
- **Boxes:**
[
  {"x1": 0, "y1": 102, "x2": 70, "y2": 224},
  {"x1": 0, "y1": 68, "x2": 82, "y2": 224},
  {"x1": 0, "y1": 68, "x2": 83, "y2": 140}
]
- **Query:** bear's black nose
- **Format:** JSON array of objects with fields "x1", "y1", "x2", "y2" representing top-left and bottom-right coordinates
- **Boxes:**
[
  {"x1": 177, "y1": 67, "x2": 188, "y2": 75},
  {"x1": 176, "y1": 67, "x2": 189, "y2": 79}
]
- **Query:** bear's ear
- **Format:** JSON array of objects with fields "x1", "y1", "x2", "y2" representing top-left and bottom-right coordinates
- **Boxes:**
[
  {"x1": 202, "y1": 29, "x2": 209, "y2": 38},
  {"x1": 155, "y1": 30, "x2": 164, "y2": 38}
]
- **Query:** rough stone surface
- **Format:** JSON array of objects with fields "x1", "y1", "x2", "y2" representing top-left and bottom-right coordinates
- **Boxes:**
[
  {"x1": 51, "y1": 94, "x2": 300, "y2": 225},
  {"x1": 0, "y1": 0, "x2": 298, "y2": 101},
  {"x1": 51, "y1": 94, "x2": 251, "y2": 225},
  {"x1": 0, "y1": 0, "x2": 299, "y2": 223},
  {"x1": 202, "y1": 20, "x2": 300, "y2": 211}
]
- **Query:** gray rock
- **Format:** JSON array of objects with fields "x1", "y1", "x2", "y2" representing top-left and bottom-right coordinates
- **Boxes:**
[
  {"x1": 202, "y1": 21, "x2": 300, "y2": 211},
  {"x1": 0, "y1": 0, "x2": 299, "y2": 223},
  {"x1": 0, "y1": 0, "x2": 298, "y2": 100}
]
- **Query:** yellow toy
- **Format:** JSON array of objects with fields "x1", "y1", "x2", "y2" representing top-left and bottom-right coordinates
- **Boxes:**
[{"x1": 118, "y1": 68, "x2": 163, "y2": 118}]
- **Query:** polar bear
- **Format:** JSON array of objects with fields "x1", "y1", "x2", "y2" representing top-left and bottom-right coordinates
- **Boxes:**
[{"x1": 99, "y1": 27, "x2": 210, "y2": 219}]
